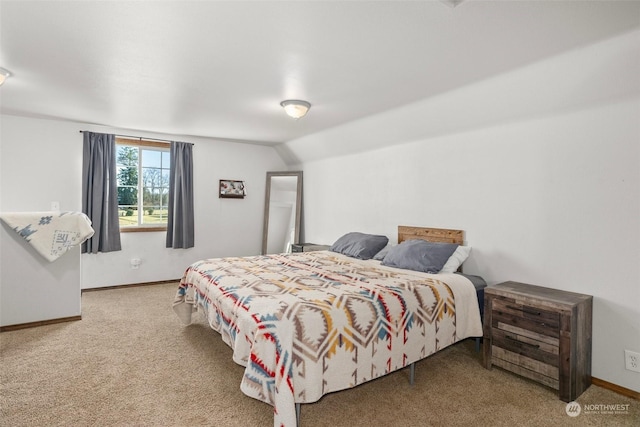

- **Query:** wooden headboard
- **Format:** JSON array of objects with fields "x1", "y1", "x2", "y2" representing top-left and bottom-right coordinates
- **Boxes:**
[{"x1": 398, "y1": 226, "x2": 464, "y2": 245}]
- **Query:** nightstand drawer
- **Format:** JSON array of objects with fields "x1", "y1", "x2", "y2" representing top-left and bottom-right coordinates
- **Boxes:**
[
  {"x1": 492, "y1": 348, "x2": 560, "y2": 390},
  {"x1": 492, "y1": 328, "x2": 559, "y2": 367},
  {"x1": 492, "y1": 297, "x2": 559, "y2": 338}
]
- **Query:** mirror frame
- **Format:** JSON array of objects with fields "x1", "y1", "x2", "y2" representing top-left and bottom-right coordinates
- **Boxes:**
[{"x1": 262, "y1": 171, "x2": 303, "y2": 255}]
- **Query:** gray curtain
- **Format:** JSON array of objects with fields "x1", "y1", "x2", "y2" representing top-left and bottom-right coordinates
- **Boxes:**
[
  {"x1": 166, "y1": 141, "x2": 194, "y2": 249},
  {"x1": 82, "y1": 132, "x2": 122, "y2": 253}
]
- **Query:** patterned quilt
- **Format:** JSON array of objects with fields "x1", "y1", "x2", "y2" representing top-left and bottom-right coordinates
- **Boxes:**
[
  {"x1": 173, "y1": 251, "x2": 482, "y2": 427},
  {"x1": 0, "y1": 211, "x2": 94, "y2": 262}
]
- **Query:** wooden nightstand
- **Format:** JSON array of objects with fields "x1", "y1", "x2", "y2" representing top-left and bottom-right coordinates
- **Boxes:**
[
  {"x1": 483, "y1": 281, "x2": 592, "y2": 402},
  {"x1": 291, "y1": 243, "x2": 331, "y2": 253}
]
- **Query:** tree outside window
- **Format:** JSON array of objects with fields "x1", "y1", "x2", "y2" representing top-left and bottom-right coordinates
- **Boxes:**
[{"x1": 116, "y1": 139, "x2": 170, "y2": 230}]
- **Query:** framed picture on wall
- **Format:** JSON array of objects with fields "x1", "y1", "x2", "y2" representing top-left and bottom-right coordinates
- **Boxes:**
[{"x1": 219, "y1": 179, "x2": 246, "y2": 199}]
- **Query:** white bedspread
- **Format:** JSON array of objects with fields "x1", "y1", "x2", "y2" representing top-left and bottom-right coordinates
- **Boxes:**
[{"x1": 0, "y1": 211, "x2": 94, "y2": 262}]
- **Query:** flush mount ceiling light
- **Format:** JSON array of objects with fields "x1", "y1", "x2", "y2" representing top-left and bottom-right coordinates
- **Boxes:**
[
  {"x1": 0, "y1": 68, "x2": 11, "y2": 86},
  {"x1": 280, "y1": 100, "x2": 311, "y2": 119},
  {"x1": 440, "y1": 0, "x2": 465, "y2": 7}
]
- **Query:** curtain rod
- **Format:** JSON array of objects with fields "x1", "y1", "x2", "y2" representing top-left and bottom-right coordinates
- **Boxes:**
[{"x1": 78, "y1": 130, "x2": 184, "y2": 144}]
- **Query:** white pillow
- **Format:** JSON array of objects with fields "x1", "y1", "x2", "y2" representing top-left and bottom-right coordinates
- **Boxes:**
[{"x1": 439, "y1": 246, "x2": 472, "y2": 274}]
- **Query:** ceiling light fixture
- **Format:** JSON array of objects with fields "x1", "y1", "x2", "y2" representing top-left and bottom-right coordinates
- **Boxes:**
[
  {"x1": 440, "y1": 0, "x2": 465, "y2": 7},
  {"x1": 0, "y1": 68, "x2": 11, "y2": 86},
  {"x1": 280, "y1": 100, "x2": 311, "y2": 119}
]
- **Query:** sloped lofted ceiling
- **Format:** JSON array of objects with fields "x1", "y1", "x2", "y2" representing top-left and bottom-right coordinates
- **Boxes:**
[{"x1": 0, "y1": 0, "x2": 638, "y2": 145}]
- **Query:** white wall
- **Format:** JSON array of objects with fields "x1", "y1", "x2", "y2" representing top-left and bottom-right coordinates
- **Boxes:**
[
  {"x1": 284, "y1": 31, "x2": 640, "y2": 392},
  {"x1": 0, "y1": 115, "x2": 287, "y2": 327},
  {"x1": 0, "y1": 115, "x2": 83, "y2": 326}
]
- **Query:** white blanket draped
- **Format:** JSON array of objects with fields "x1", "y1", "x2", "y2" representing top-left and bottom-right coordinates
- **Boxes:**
[{"x1": 0, "y1": 211, "x2": 95, "y2": 262}]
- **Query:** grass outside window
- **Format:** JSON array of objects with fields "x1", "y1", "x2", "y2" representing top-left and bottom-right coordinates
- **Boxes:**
[{"x1": 116, "y1": 138, "x2": 170, "y2": 232}]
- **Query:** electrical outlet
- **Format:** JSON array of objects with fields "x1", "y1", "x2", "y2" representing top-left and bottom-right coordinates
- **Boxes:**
[{"x1": 625, "y1": 350, "x2": 640, "y2": 373}]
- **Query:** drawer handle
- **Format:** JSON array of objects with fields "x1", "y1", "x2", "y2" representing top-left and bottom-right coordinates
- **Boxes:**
[
  {"x1": 505, "y1": 335, "x2": 540, "y2": 349},
  {"x1": 506, "y1": 305, "x2": 541, "y2": 316}
]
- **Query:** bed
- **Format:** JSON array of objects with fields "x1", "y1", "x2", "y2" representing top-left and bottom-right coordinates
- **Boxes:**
[{"x1": 173, "y1": 226, "x2": 484, "y2": 427}]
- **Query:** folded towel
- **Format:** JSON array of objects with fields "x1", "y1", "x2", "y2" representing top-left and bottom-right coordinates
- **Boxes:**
[{"x1": 0, "y1": 211, "x2": 95, "y2": 262}]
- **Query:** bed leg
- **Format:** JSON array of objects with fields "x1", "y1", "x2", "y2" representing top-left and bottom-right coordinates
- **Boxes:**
[
  {"x1": 409, "y1": 362, "x2": 415, "y2": 385},
  {"x1": 296, "y1": 403, "x2": 301, "y2": 427},
  {"x1": 475, "y1": 337, "x2": 481, "y2": 353}
]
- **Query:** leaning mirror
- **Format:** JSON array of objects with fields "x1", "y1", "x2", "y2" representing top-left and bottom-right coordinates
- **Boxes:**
[{"x1": 262, "y1": 171, "x2": 302, "y2": 255}]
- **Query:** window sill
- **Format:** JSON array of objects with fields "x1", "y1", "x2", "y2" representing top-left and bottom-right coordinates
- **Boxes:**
[{"x1": 120, "y1": 226, "x2": 167, "y2": 233}]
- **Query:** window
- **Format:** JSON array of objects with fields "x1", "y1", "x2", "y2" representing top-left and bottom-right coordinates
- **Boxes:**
[{"x1": 116, "y1": 138, "x2": 170, "y2": 231}]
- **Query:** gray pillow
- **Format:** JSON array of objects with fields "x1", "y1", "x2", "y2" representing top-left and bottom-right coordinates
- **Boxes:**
[
  {"x1": 373, "y1": 244, "x2": 393, "y2": 261},
  {"x1": 330, "y1": 232, "x2": 389, "y2": 260},
  {"x1": 381, "y1": 239, "x2": 459, "y2": 273}
]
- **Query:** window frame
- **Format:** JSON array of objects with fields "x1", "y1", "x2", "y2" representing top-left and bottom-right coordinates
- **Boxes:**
[{"x1": 115, "y1": 137, "x2": 170, "y2": 233}]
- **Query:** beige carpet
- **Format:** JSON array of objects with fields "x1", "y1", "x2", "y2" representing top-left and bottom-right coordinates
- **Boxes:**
[{"x1": 1, "y1": 282, "x2": 637, "y2": 426}]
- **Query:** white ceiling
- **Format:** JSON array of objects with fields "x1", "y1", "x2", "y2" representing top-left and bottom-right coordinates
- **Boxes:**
[{"x1": 1, "y1": 0, "x2": 638, "y2": 145}]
